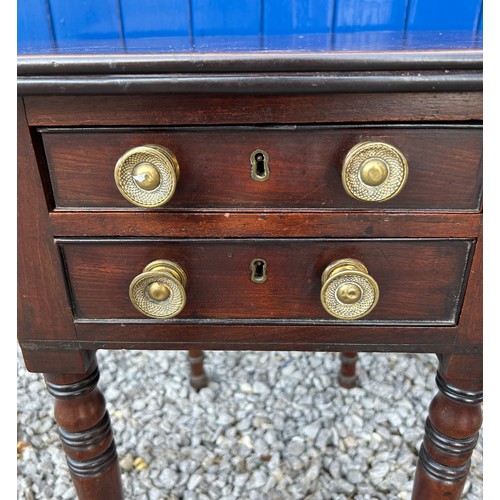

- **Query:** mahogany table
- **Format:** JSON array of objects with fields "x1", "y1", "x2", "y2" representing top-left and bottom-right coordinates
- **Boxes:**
[{"x1": 17, "y1": 48, "x2": 482, "y2": 499}]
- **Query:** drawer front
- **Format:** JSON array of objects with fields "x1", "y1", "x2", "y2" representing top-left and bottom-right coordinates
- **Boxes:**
[
  {"x1": 61, "y1": 238, "x2": 472, "y2": 324},
  {"x1": 43, "y1": 126, "x2": 482, "y2": 210}
]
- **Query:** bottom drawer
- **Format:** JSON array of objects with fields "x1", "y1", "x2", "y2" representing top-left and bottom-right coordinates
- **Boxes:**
[{"x1": 60, "y1": 238, "x2": 473, "y2": 325}]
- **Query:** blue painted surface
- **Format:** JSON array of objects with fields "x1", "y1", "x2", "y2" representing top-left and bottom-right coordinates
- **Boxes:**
[
  {"x1": 262, "y1": 0, "x2": 334, "y2": 49},
  {"x1": 120, "y1": 0, "x2": 191, "y2": 50},
  {"x1": 406, "y1": 0, "x2": 482, "y2": 31},
  {"x1": 405, "y1": 0, "x2": 482, "y2": 49},
  {"x1": 405, "y1": 0, "x2": 483, "y2": 46},
  {"x1": 17, "y1": 0, "x2": 483, "y2": 53},
  {"x1": 333, "y1": 0, "x2": 408, "y2": 50},
  {"x1": 48, "y1": 0, "x2": 124, "y2": 51},
  {"x1": 190, "y1": 0, "x2": 262, "y2": 50},
  {"x1": 17, "y1": 0, "x2": 54, "y2": 52}
]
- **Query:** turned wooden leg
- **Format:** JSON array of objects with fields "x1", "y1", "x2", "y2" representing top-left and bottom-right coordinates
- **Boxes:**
[
  {"x1": 412, "y1": 354, "x2": 482, "y2": 499},
  {"x1": 338, "y1": 352, "x2": 358, "y2": 389},
  {"x1": 43, "y1": 353, "x2": 124, "y2": 500},
  {"x1": 188, "y1": 350, "x2": 208, "y2": 390}
]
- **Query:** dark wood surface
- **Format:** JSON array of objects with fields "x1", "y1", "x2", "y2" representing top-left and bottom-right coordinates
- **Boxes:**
[
  {"x1": 24, "y1": 92, "x2": 483, "y2": 127},
  {"x1": 61, "y1": 238, "x2": 472, "y2": 323},
  {"x1": 49, "y1": 211, "x2": 482, "y2": 239},
  {"x1": 17, "y1": 50, "x2": 483, "y2": 76},
  {"x1": 42, "y1": 126, "x2": 482, "y2": 210},
  {"x1": 17, "y1": 70, "x2": 483, "y2": 95},
  {"x1": 338, "y1": 352, "x2": 359, "y2": 389},
  {"x1": 412, "y1": 354, "x2": 482, "y2": 499},
  {"x1": 21, "y1": 349, "x2": 94, "y2": 374},
  {"x1": 187, "y1": 350, "x2": 209, "y2": 391},
  {"x1": 43, "y1": 354, "x2": 124, "y2": 499},
  {"x1": 18, "y1": 86, "x2": 483, "y2": 354},
  {"x1": 17, "y1": 99, "x2": 79, "y2": 343},
  {"x1": 18, "y1": 51, "x2": 483, "y2": 499},
  {"x1": 456, "y1": 230, "x2": 483, "y2": 345},
  {"x1": 21, "y1": 322, "x2": 461, "y2": 353},
  {"x1": 17, "y1": 50, "x2": 482, "y2": 96},
  {"x1": 18, "y1": 47, "x2": 482, "y2": 95}
]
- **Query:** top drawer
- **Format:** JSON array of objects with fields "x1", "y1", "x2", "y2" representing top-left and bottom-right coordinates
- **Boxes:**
[{"x1": 42, "y1": 125, "x2": 482, "y2": 211}]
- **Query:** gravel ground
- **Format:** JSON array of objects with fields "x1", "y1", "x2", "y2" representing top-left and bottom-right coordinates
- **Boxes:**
[{"x1": 17, "y1": 347, "x2": 483, "y2": 499}]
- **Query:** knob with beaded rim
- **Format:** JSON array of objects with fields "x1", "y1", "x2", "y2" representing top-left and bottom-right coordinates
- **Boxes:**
[
  {"x1": 114, "y1": 145, "x2": 180, "y2": 207},
  {"x1": 342, "y1": 141, "x2": 408, "y2": 202},
  {"x1": 129, "y1": 260, "x2": 187, "y2": 319},
  {"x1": 320, "y1": 258, "x2": 379, "y2": 320}
]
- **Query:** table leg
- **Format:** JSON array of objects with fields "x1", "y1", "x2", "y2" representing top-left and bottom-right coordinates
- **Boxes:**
[
  {"x1": 43, "y1": 353, "x2": 124, "y2": 500},
  {"x1": 188, "y1": 349, "x2": 209, "y2": 390},
  {"x1": 411, "y1": 354, "x2": 482, "y2": 499},
  {"x1": 339, "y1": 352, "x2": 358, "y2": 389}
]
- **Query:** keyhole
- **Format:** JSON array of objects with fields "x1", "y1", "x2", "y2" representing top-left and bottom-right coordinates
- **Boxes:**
[
  {"x1": 250, "y1": 258, "x2": 268, "y2": 283},
  {"x1": 255, "y1": 153, "x2": 265, "y2": 176},
  {"x1": 250, "y1": 149, "x2": 270, "y2": 181}
]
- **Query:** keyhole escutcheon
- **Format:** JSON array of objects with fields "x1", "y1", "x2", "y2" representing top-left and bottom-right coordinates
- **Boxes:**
[
  {"x1": 250, "y1": 149, "x2": 270, "y2": 181},
  {"x1": 250, "y1": 258, "x2": 268, "y2": 284}
]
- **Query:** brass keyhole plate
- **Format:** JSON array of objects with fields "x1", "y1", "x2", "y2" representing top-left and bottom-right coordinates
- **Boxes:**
[
  {"x1": 250, "y1": 149, "x2": 270, "y2": 182},
  {"x1": 250, "y1": 258, "x2": 268, "y2": 283}
]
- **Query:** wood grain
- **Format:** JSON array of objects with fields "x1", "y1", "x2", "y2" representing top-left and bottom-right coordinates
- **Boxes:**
[
  {"x1": 456, "y1": 228, "x2": 483, "y2": 346},
  {"x1": 70, "y1": 322, "x2": 462, "y2": 353},
  {"x1": 42, "y1": 126, "x2": 482, "y2": 210},
  {"x1": 60, "y1": 238, "x2": 473, "y2": 323},
  {"x1": 17, "y1": 98, "x2": 78, "y2": 343},
  {"x1": 44, "y1": 356, "x2": 124, "y2": 499},
  {"x1": 24, "y1": 92, "x2": 483, "y2": 127},
  {"x1": 49, "y1": 211, "x2": 482, "y2": 239},
  {"x1": 412, "y1": 354, "x2": 482, "y2": 499}
]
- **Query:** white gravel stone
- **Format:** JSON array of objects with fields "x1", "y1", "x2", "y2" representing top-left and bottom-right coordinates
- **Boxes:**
[
  {"x1": 369, "y1": 461, "x2": 391, "y2": 484},
  {"x1": 346, "y1": 468, "x2": 365, "y2": 484},
  {"x1": 119, "y1": 453, "x2": 134, "y2": 472},
  {"x1": 303, "y1": 420, "x2": 322, "y2": 441},
  {"x1": 287, "y1": 436, "x2": 306, "y2": 456},
  {"x1": 247, "y1": 470, "x2": 267, "y2": 489},
  {"x1": 304, "y1": 460, "x2": 322, "y2": 483},
  {"x1": 344, "y1": 435, "x2": 358, "y2": 448},
  {"x1": 16, "y1": 348, "x2": 482, "y2": 499},
  {"x1": 315, "y1": 428, "x2": 331, "y2": 450},
  {"x1": 187, "y1": 472, "x2": 203, "y2": 490},
  {"x1": 233, "y1": 472, "x2": 249, "y2": 488}
]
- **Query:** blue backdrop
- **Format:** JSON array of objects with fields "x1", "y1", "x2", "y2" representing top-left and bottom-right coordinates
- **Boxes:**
[{"x1": 18, "y1": 0, "x2": 483, "y2": 53}]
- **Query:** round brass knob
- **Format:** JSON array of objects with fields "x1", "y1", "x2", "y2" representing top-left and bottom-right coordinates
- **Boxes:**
[
  {"x1": 320, "y1": 258, "x2": 379, "y2": 320},
  {"x1": 342, "y1": 141, "x2": 408, "y2": 202},
  {"x1": 115, "y1": 145, "x2": 180, "y2": 207},
  {"x1": 129, "y1": 260, "x2": 187, "y2": 318}
]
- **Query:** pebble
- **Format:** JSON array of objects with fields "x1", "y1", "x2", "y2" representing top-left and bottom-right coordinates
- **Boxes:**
[
  {"x1": 187, "y1": 472, "x2": 203, "y2": 490},
  {"x1": 344, "y1": 435, "x2": 358, "y2": 448},
  {"x1": 346, "y1": 468, "x2": 365, "y2": 484},
  {"x1": 119, "y1": 453, "x2": 135, "y2": 472},
  {"x1": 369, "y1": 461, "x2": 391, "y2": 486},
  {"x1": 240, "y1": 383, "x2": 253, "y2": 394},
  {"x1": 216, "y1": 413, "x2": 235, "y2": 426},
  {"x1": 304, "y1": 461, "x2": 321, "y2": 482},
  {"x1": 287, "y1": 436, "x2": 306, "y2": 456},
  {"x1": 388, "y1": 468, "x2": 409, "y2": 490},
  {"x1": 16, "y1": 348, "x2": 482, "y2": 499},
  {"x1": 233, "y1": 473, "x2": 249, "y2": 488},
  {"x1": 333, "y1": 477, "x2": 356, "y2": 495},
  {"x1": 303, "y1": 420, "x2": 321, "y2": 441},
  {"x1": 247, "y1": 470, "x2": 267, "y2": 489}
]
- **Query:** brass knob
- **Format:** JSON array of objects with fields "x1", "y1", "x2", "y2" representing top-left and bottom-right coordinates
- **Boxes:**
[
  {"x1": 115, "y1": 145, "x2": 180, "y2": 207},
  {"x1": 342, "y1": 141, "x2": 408, "y2": 202},
  {"x1": 129, "y1": 260, "x2": 187, "y2": 318},
  {"x1": 320, "y1": 258, "x2": 379, "y2": 320}
]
